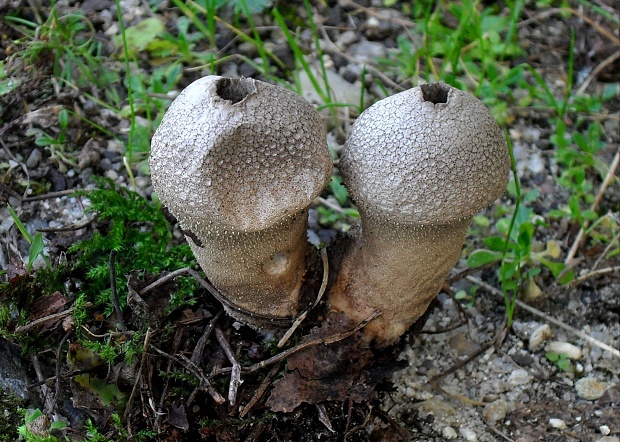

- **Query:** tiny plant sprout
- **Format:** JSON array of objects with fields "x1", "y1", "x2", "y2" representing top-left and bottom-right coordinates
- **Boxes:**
[
  {"x1": 329, "y1": 82, "x2": 510, "y2": 346},
  {"x1": 150, "y1": 76, "x2": 332, "y2": 327}
]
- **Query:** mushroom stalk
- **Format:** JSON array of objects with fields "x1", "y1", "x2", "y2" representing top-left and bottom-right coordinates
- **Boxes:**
[
  {"x1": 188, "y1": 213, "x2": 309, "y2": 321},
  {"x1": 329, "y1": 82, "x2": 510, "y2": 346},
  {"x1": 330, "y1": 218, "x2": 470, "y2": 343},
  {"x1": 150, "y1": 76, "x2": 332, "y2": 327}
]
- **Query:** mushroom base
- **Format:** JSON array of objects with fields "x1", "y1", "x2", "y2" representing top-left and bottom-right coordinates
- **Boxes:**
[
  {"x1": 187, "y1": 212, "x2": 311, "y2": 328},
  {"x1": 328, "y1": 218, "x2": 470, "y2": 346}
]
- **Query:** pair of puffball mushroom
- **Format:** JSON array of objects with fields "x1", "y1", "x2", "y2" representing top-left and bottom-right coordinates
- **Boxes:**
[{"x1": 150, "y1": 76, "x2": 510, "y2": 346}]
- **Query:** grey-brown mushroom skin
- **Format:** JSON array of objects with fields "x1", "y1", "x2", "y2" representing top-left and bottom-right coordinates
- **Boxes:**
[
  {"x1": 329, "y1": 82, "x2": 510, "y2": 346},
  {"x1": 150, "y1": 76, "x2": 332, "y2": 327}
]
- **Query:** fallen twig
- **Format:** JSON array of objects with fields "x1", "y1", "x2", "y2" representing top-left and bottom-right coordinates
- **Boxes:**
[
  {"x1": 576, "y1": 50, "x2": 620, "y2": 96},
  {"x1": 278, "y1": 248, "x2": 330, "y2": 347},
  {"x1": 215, "y1": 327, "x2": 242, "y2": 407},
  {"x1": 155, "y1": 325, "x2": 186, "y2": 431},
  {"x1": 125, "y1": 327, "x2": 152, "y2": 431},
  {"x1": 52, "y1": 331, "x2": 72, "y2": 409},
  {"x1": 138, "y1": 267, "x2": 192, "y2": 296},
  {"x1": 212, "y1": 310, "x2": 381, "y2": 378},
  {"x1": 592, "y1": 232, "x2": 620, "y2": 270},
  {"x1": 429, "y1": 315, "x2": 508, "y2": 389},
  {"x1": 190, "y1": 311, "x2": 222, "y2": 365},
  {"x1": 467, "y1": 276, "x2": 620, "y2": 358},
  {"x1": 150, "y1": 345, "x2": 226, "y2": 405},
  {"x1": 240, "y1": 362, "x2": 282, "y2": 418},
  {"x1": 36, "y1": 216, "x2": 95, "y2": 232},
  {"x1": 569, "y1": 266, "x2": 620, "y2": 286},
  {"x1": 21, "y1": 189, "x2": 78, "y2": 202},
  {"x1": 15, "y1": 304, "x2": 92, "y2": 334},
  {"x1": 565, "y1": 149, "x2": 619, "y2": 264}
]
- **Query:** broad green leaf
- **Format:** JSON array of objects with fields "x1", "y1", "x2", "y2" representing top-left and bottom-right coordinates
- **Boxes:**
[
  {"x1": 114, "y1": 17, "x2": 165, "y2": 54},
  {"x1": 483, "y1": 235, "x2": 506, "y2": 251},
  {"x1": 467, "y1": 249, "x2": 501, "y2": 268}
]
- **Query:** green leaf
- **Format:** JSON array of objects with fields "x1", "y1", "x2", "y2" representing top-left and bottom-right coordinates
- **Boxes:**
[
  {"x1": 27, "y1": 233, "x2": 45, "y2": 271},
  {"x1": 581, "y1": 210, "x2": 598, "y2": 221},
  {"x1": 545, "y1": 351, "x2": 559, "y2": 362},
  {"x1": 557, "y1": 269, "x2": 575, "y2": 285},
  {"x1": 50, "y1": 420, "x2": 68, "y2": 431},
  {"x1": 34, "y1": 136, "x2": 54, "y2": 147},
  {"x1": 557, "y1": 358, "x2": 571, "y2": 372},
  {"x1": 58, "y1": 108, "x2": 69, "y2": 129},
  {"x1": 343, "y1": 208, "x2": 360, "y2": 219},
  {"x1": 467, "y1": 249, "x2": 502, "y2": 268},
  {"x1": 472, "y1": 215, "x2": 490, "y2": 227},
  {"x1": 329, "y1": 176, "x2": 349, "y2": 206},
  {"x1": 7, "y1": 205, "x2": 33, "y2": 244},
  {"x1": 483, "y1": 236, "x2": 506, "y2": 251},
  {"x1": 114, "y1": 17, "x2": 165, "y2": 54}
]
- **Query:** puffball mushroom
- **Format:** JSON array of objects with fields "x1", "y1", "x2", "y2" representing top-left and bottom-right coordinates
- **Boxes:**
[
  {"x1": 150, "y1": 76, "x2": 332, "y2": 327},
  {"x1": 329, "y1": 82, "x2": 510, "y2": 346}
]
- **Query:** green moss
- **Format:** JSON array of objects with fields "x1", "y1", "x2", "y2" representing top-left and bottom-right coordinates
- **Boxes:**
[{"x1": 0, "y1": 391, "x2": 27, "y2": 442}]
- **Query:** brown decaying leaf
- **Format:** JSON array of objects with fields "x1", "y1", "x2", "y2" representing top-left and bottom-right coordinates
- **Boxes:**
[
  {"x1": 266, "y1": 312, "x2": 378, "y2": 413},
  {"x1": 27, "y1": 291, "x2": 70, "y2": 332}
]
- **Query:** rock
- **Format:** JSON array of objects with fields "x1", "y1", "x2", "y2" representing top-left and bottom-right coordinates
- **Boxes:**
[
  {"x1": 0, "y1": 339, "x2": 37, "y2": 401},
  {"x1": 298, "y1": 66, "x2": 369, "y2": 113},
  {"x1": 413, "y1": 396, "x2": 456, "y2": 419},
  {"x1": 509, "y1": 369, "x2": 533, "y2": 386},
  {"x1": 237, "y1": 41, "x2": 257, "y2": 57},
  {"x1": 596, "y1": 437, "x2": 619, "y2": 442},
  {"x1": 528, "y1": 151, "x2": 545, "y2": 174},
  {"x1": 104, "y1": 170, "x2": 119, "y2": 181},
  {"x1": 575, "y1": 377, "x2": 611, "y2": 400},
  {"x1": 528, "y1": 324, "x2": 552, "y2": 351},
  {"x1": 348, "y1": 41, "x2": 387, "y2": 63},
  {"x1": 599, "y1": 425, "x2": 611, "y2": 436},
  {"x1": 335, "y1": 30, "x2": 357, "y2": 48},
  {"x1": 522, "y1": 127, "x2": 541, "y2": 143},
  {"x1": 362, "y1": 9, "x2": 403, "y2": 40},
  {"x1": 442, "y1": 426, "x2": 458, "y2": 439},
  {"x1": 459, "y1": 427, "x2": 477, "y2": 441},
  {"x1": 341, "y1": 63, "x2": 364, "y2": 83},
  {"x1": 549, "y1": 418, "x2": 567, "y2": 429},
  {"x1": 482, "y1": 399, "x2": 512, "y2": 424},
  {"x1": 26, "y1": 148, "x2": 42, "y2": 168},
  {"x1": 546, "y1": 341, "x2": 582, "y2": 360},
  {"x1": 511, "y1": 350, "x2": 534, "y2": 366}
]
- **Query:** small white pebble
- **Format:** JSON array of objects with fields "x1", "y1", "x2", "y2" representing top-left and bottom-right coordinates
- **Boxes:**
[
  {"x1": 459, "y1": 428, "x2": 477, "y2": 441},
  {"x1": 509, "y1": 369, "x2": 533, "y2": 386},
  {"x1": 104, "y1": 170, "x2": 119, "y2": 181},
  {"x1": 442, "y1": 426, "x2": 458, "y2": 439},
  {"x1": 600, "y1": 425, "x2": 611, "y2": 436},
  {"x1": 529, "y1": 324, "x2": 552, "y2": 350},
  {"x1": 547, "y1": 341, "x2": 582, "y2": 360},
  {"x1": 549, "y1": 418, "x2": 567, "y2": 429}
]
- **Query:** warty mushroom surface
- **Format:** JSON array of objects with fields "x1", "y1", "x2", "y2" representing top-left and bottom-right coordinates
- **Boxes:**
[
  {"x1": 150, "y1": 76, "x2": 332, "y2": 327},
  {"x1": 329, "y1": 82, "x2": 510, "y2": 346}
]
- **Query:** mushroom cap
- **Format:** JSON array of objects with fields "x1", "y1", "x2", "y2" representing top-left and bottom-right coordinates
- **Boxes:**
[
  {"x1": 340, "y1": 82, "x2": 510, "y2": 225},
  {"x1": 150, "y1": 76, "x2": 332, "y2": 234}
]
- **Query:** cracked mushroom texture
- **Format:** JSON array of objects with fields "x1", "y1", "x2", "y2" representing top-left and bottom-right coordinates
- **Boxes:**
[
  {"x1": 150, "y1": 76, "x2": 332, "y2": 327},
  {"x1": 329, "y1": 82, "x2": 510, "y2": 346}
]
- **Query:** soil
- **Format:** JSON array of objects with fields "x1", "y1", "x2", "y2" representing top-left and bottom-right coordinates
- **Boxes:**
[{"x1": 0, "y1": 1, "x2": 618, "y2": 441}]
